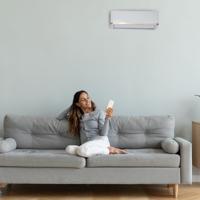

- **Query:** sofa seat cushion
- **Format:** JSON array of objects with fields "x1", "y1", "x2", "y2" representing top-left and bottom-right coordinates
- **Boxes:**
[
  {"x1": 87, "y1": 148, "x2": 180, "y2": 168},
  {"x1": 0, "y1": 149, "x2": 85, "y2": 168}
]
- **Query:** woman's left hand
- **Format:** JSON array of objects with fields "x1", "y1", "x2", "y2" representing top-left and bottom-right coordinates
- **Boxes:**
[{"x1": 105, "y1": 108, "x2": 113, "y2": 118}]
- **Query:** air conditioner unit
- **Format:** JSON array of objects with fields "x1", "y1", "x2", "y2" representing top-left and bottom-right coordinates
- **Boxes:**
[{"x1": 110, "y1": 10, "x2": 159, "y2": 29}]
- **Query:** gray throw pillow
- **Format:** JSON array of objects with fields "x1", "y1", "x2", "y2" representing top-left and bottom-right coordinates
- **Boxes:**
[
  {"x1": 161, "y1": 138, "x2": 179, "y2": 154},
  {"x1": 0, "y1": 138, "x2": 17, "y2": 153}
]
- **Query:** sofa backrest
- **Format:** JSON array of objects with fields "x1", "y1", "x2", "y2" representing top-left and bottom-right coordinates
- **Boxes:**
[
  {"x1": 4, "y1": 114, "x2": 175, "y2": 149},
  {"x1": 4, "y1": 115, "x2": 80, "y2": 149},
  {"x1": 108, "y1": 115, "x2": 175, "y2": 148}
]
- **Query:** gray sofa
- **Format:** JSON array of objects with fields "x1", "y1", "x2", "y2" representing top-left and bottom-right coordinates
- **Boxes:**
[{"x1": 0, "y1": 114, "x2": 192, "y2": 197}]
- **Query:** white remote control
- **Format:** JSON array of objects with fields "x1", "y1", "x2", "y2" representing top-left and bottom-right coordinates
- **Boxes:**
[{"x1": 107, "y1": 100, "x2": 114, "y2": 109}]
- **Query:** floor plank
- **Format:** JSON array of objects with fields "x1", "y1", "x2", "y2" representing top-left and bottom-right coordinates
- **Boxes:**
[{"x1": 0, "y1": 184, "x2": 200, "y2": 200}]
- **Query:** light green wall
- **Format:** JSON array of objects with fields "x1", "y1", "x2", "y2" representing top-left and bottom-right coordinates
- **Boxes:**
[{"x1": 1, "y1": 0, "x2": 200, "y2": 140}]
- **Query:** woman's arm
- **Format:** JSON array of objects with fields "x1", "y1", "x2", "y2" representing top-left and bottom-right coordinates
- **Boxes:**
[
  {"x1": 98, "y1": 108, "x2": 113, "y2": 136},
  {"x1": 56, "y1": 107, "x2": 71, "y2": 120}
]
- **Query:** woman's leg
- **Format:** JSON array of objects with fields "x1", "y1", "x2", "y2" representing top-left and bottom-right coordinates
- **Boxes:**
[
  {"x1": 65, "y1": 145, "x2": 79, "y2": 155},
  {"x1": 77, "y1": 136, "x2": 110, "y2": 157}
]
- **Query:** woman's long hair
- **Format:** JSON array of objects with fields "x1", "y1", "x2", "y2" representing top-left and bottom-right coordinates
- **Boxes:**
[{"x1": 68, "y1": 90, "x2": 96, "y2": 135}]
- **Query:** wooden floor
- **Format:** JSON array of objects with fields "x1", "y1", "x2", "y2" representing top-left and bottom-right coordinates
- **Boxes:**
[{"x1": 0, "y1": 183, "x2": 200, "y2": 200}]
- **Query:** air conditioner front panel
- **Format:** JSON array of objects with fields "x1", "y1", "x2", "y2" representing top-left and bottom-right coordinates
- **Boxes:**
[{"x1": 110, "y1": 10, "x2": 159, "y2": 29}]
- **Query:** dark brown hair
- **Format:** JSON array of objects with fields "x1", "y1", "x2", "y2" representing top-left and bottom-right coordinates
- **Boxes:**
[{"x1": 68, "y1": 90, "x2": 96, "y2": 135}]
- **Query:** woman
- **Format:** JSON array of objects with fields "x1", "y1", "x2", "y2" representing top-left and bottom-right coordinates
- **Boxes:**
[{"x1": 57, "y1": 90, "x2": 126, "y2": 157}]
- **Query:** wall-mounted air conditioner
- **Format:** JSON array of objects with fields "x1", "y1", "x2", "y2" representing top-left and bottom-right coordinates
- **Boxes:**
[{"x1": 110, "y1": 10, "x2": 159, "y2": 29}]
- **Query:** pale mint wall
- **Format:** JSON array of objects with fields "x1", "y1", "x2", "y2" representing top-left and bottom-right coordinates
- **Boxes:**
[{"x1": 0, "y1": 0, "x2": 200, "y2": 140}]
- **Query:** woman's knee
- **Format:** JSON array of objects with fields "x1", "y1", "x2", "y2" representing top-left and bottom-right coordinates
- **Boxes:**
[
  {"x1": 65, "y1": 145, "x2": 79, "y2": 155},
  {"x1": 76, "y1": 145, "x2": 91, "y2": 157}
]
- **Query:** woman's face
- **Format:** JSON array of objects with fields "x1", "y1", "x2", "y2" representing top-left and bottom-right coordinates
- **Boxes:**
[{"x1": 77, "y1": 92, "x2": 92, "y2": 111}]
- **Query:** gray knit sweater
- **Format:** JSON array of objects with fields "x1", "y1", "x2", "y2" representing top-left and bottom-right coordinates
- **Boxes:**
[{"x1": 57, "y1": 108, "x2": 109, "y2": 144}]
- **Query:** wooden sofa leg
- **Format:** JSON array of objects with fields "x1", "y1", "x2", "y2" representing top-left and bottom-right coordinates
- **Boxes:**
[
  {"x1": 0, "y1": 183, "x2": 9, "y2": 196},
  {"x1": 0, "y1": 183, "x2": 7, "y2": 188},
  {"x1": 172, "y1": 184, "x2": 178, "y2": 198}
]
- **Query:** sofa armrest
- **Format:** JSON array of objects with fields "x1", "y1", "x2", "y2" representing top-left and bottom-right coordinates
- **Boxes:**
[{"x1": 175, "y1": 137, "x2": 192, "y2": 184}]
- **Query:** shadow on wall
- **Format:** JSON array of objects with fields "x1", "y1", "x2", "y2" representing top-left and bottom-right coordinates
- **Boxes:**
[
  {"x1": 171, "y1": 97, "x2": 198, "y2": 142},
  {"x1": 0, "y1": 128, "x2": 3, "y2": 138},
  {"x1": 192, "y1": 98, "x2": 200, "y2": 120}
]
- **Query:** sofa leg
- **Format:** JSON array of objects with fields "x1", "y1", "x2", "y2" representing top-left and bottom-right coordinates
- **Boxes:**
[
  {"x1": 0, "y1": 183, "x2": 9, "y2": 196},
  {"x1": 172, "y1": 184, "x2": 178, "y2": 198},
  {"x1": 0, "y1": 183, "x2": 7, "y2": 187},
  {"x1": 167, "y1": 184, "x2": 178, "y2": 198}
]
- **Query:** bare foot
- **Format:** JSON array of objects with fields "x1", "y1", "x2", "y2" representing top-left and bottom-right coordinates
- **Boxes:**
[{"x1": 108, "y1": 146, "x2": 127, "y2": 154}]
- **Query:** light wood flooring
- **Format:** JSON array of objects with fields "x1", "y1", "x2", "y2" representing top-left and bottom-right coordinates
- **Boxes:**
[{"x1": 0, "y1": 183, "x2": 200, "y2": 200}]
